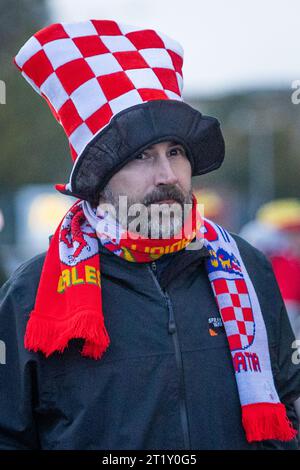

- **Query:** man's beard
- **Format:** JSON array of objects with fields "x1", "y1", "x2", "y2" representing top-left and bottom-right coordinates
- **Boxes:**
[{"x1": 97, "y1": 185, "x2": 193, "y2": 239}]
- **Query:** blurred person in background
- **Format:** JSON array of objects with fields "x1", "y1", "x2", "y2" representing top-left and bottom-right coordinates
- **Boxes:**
[
  {"x1": 194, "y1": 189, "x2": 224, "y2": 221},
  {"x1": 240, "y1": 199, "x2": 300, "y2": 426},
  {"x1": 1, "y1": 19, "x2": 300, "y2": 451},
  {"x1": 257, "y1": 200, "x2": 300, "y2": 335},
  {"x1": 240, "y1": 199, "x2": 300, "y2": 339}
]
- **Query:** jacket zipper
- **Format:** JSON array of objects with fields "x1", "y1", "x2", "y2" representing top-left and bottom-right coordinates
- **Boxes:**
[{"x1": 147, "y1": 263, "x2": 191, "y2": 450}]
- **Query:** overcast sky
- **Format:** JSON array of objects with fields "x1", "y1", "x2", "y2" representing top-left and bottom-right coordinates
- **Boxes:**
[{"x1": 49, "y1": 0, "x2": 299, "y2": 97}]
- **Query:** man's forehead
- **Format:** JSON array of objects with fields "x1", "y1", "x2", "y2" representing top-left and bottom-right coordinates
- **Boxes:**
[{"x1": 145, "y1": 140, "x2": 181, "y2": 150}]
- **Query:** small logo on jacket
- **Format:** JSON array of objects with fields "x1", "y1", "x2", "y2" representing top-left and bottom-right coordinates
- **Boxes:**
[{"x1": 208, "y1": 317, "x2": 224, "y2": 336}]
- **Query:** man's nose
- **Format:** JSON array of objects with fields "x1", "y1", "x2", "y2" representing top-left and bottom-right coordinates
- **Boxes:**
[{"x1": 154, "y1": 155, "x2": 179, "y2": 186}]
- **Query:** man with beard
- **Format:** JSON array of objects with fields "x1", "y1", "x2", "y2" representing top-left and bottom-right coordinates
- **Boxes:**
[
  {"x1": 92, "y1": 140, "x2": 193, "y2": 240},
  {"x1": 1, "y1": 19, "x2": 300, "y2": 450}
]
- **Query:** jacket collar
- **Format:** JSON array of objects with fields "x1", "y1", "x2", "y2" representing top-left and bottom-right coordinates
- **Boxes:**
[
  {"x1": 49, "y1": 233, "x2": 209, "y2": 289},
  {"x1": 97, "y1": 237, "x2": 210, "y2": 289}
]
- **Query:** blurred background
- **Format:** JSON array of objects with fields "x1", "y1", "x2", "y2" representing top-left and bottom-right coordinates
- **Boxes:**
[{"x1": 0, "y1": 0, "x2": 300, "y2": 286}]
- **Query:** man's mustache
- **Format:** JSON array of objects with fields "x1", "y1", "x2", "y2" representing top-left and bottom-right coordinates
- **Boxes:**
[{"x1": 143, "y1": 186, "x2": 186, "y2": 206}]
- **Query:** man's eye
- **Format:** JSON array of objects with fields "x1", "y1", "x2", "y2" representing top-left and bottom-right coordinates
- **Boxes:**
[
  {"x1": 169, "y1": 146, "x2": 185, "y2": 156},
  {"x1": 135, "y1": 152, "x2": 150, "y2": 160},
  {"x1": 135, "y1": 146, "x2": 186, "y2": 160}
]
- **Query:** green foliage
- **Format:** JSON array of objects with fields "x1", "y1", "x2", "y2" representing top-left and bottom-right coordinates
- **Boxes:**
[
  {"x1": 188, "y1": 90, "x2": 300, "y2": 199},
  {"x1": 0, "y1": 0, "x2": 70, "y2": 192}
]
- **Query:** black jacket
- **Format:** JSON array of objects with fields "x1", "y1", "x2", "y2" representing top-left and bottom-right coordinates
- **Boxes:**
[{"x1": 0, "y1": 233, "x2": 300, "y2": 450}]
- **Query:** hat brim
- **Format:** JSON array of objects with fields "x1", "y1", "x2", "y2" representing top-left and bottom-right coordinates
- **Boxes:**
[{"x1": 58, "y1": 100, "x2": 225, "y2": 201}]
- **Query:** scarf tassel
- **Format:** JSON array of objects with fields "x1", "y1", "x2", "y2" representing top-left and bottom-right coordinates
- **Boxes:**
[
  {"x1": 24, "y1": 310, "x2": 110, "y2": 360},
  {"x1": 242, "y1": 402, "x2": 298, "y2": 442}
]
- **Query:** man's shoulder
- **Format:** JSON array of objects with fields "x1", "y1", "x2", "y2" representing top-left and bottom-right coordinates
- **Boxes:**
[
  {"x1": 11, "y1": 251, "x2": 46, "y2": 281},
  {"x1": 1, "y1": 251, "x2": 47, "y2": 297},
  {"x1": 0, "y1": 252, "x2": 47, "y2": 329},
  {"x1": 230, "y1": 231, "x2": 272, "y2": 272}
]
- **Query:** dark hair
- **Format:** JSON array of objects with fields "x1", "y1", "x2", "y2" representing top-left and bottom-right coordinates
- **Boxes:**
[{"x1": 87, "y1": 185, "x2": 102, "y2": 209}]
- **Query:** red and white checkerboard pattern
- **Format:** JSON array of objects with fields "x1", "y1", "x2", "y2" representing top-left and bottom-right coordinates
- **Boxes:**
[
  {"x1": 211, "y1": 277, "x2": 255, "y2": 351},
  {"x1": 14, "y1": 20, "x2": 184, "y2": 161}
]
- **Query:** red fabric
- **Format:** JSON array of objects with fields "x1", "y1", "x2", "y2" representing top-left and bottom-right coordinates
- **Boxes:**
[
  {"x1": 22, "y1": 50, "x2": 54, "y2": 87},
  {"x1": 242, "y1": 403, "x2": 297, "y2": 442},
  {"x1": 91, "y1": 19, "x2": 123, "y2": 36},
  {"x1": 14, "y1": 20, "x2": 185, "y2": 161},
  {"x1": 24, "y1": 205, "x2": 108, "y2": 360},
  {"x1": 270, "y1": 254, "x2": 300, "y2": 303},
  {"x1": 24, "y1": 196, "x2": 201, "y2": 360}
]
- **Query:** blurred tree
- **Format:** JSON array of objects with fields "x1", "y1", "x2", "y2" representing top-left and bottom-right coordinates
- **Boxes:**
[
  {"x1": 0, "y1": 0, "x2": 47, "y2": 52},
  {"x1": 0, "y1": 0, "x2": 70, "y2": 192},
  {"x1": 189, "y1": 90, "x2": 300, "y2": 210}
]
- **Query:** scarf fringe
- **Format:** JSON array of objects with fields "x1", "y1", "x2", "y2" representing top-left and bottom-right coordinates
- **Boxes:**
[
  {"x1": 24, "y1": 310, "x2": 110, "y2": 360},
  {"x1": 242, "y1": 402, "x2": 298, "y2": 442}
]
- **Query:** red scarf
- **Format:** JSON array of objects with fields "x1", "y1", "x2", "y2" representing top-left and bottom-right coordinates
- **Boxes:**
[{"x1": 25, "y1": 196, "x2": 201, "y2": 359}]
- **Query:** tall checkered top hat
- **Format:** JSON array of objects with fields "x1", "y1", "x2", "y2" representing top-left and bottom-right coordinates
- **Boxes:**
[{"x1": 14, "y1": 19, "x2": 225, "y2": 201}]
